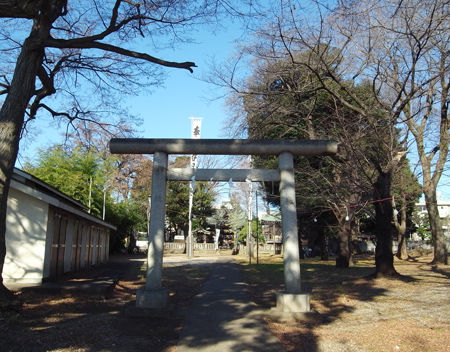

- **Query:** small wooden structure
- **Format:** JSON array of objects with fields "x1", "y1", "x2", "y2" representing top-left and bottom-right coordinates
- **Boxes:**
[{"x1": 3, "y1": 168, "x2": 115, "y2": 287}]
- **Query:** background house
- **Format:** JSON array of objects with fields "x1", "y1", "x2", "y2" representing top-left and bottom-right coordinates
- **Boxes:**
[
  {"x1": 3, "y1": 168, "x2": 115, "y2": 288},
  {"x1": 260, "y1": 212, "x2": 282, "y2": 244},
  {"x1": 414, "y1": 199, "x2": 450, "y2": 241},
  {"x1": 416, "y1": 199, "x2": 450, "y2": 218}
]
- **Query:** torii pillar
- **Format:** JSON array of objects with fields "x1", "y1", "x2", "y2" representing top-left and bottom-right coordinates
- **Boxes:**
[{"x1": 110, "y1": 138, "x2": 337, "y2": 312}]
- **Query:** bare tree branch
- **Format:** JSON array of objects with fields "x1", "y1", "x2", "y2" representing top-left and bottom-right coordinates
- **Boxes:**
[{"x1": 44, "y1": 38, "x2": 197, "y2": 72}]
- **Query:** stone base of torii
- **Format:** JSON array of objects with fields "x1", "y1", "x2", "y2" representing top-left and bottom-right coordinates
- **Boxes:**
[{"x1": 110, "y1": 138, "x2": 337, "y2": 314}]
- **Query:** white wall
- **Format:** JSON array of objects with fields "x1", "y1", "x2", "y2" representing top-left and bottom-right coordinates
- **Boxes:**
[
  {"x1": 416, "y1": 200, "x2": 450, "y2": 218},
  {"x1": 3, "y1": 188, "x2": 49, "y2": 285}
]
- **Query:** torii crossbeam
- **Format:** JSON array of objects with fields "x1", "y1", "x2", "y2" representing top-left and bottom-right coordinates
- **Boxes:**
[{"x1": 110, "y1": 138, "x2": 337, "y2": 313}]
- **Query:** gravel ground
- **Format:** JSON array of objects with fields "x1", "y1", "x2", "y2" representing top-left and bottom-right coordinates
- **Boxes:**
[{"x1": 245, "y1": 255, "x2": 450, "y2": 352}]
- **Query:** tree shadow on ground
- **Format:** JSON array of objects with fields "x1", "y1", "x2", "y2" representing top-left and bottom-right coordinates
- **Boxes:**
[
  {"x1": 241, "y1": 256, "x2": 420, "y2": 352},
  {"x1": 0, "y1": 254, "x2": 210, "y2": 352},
  {"x1": 430, "y1": 264, "x2": 450, "y2": 279},
  {"x1": 174, "y1": 262, "x2": 284, "y2": 352}
]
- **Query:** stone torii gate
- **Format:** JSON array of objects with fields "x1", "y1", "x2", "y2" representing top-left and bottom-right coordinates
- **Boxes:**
[{"x1": 109, "y1": 138, "x2": 337, "y2": 313}]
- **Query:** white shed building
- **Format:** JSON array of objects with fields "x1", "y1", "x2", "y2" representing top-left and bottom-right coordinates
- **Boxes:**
[{"x1": 3, "y1": 168, "x2": 115, "y2": 288}]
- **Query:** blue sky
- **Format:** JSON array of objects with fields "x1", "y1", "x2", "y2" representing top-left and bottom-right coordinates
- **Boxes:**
[{"x1": 127, "y1": 25, "x2": 242, "y2": 141}]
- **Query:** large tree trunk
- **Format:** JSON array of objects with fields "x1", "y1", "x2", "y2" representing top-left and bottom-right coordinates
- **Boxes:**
[
  {"x1": 0, "y1": 36, "x2": 44, "y2": 298},
  {"x1": 397, "y1": 235, "x2": 408, "y2": 260},
  {"x1": 424, "y1": 189, "x2": 448, "y2": 265},
  {"x1": 335, "y1": 194, "x2": 358, "y2": 268},
  {"x1": 319, "y1": 231, "x2": 329, "y2": 261},
  {"x1": 392, "y1": 194, "x2": 409, "y2": 260},
  {"x1": 373, "y1": 171, "x2": 398, "y2": 277},
  {"x1": 336, "y1": 216, "x2": 352, "y2": 268}
]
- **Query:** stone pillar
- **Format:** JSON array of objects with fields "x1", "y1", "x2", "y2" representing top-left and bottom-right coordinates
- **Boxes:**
[
  {"x1": 136, "y1": 151, "x2": 169, "y2": 309},
  {"x1": 277, "y1": 152, "x2": 310, "y2": 313}
]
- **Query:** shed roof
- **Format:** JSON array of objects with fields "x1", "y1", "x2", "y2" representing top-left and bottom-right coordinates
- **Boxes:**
[{"x1": 11, "y1": 168, "x2": 116, "y2": 230}]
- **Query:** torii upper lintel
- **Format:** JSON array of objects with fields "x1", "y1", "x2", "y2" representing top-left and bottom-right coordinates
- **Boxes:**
[{"x1": 109, "y1": 138, "x2": 337, "y2": 156}]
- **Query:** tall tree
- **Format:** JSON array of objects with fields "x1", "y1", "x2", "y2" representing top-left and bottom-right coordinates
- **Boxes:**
[
  {"x1": 217, "y1": 0, "x2": 448, "y2": 271},
  {"x1": 0, "y1": 0, "x2": 258, "y2": 298},
  {"x1": 166, "y1": 156, "x2": 217, "y2": 239},
  {"x1": 323, "y1": 0, "x2": 449, "y2": 265},
  {"x1": 227, "y1": 195, "x2": 247, "y2": 243},
  {"x1": 285, "y1": 0, "x2": 449, "y2": 264},
  {"x1": 223, "y1": 51, "x2": 406, "y2": 271}
]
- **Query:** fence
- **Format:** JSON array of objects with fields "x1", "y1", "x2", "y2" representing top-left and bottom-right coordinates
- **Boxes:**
[
  {"x1": 164, "y1": 242, "x2": 185, "y2": 254},
  {"x1": 240, "y1": 243, "x2": 283, "y2": 255},
  {"x1": 193, "y1": 243, "x2": 216, "y2": 251},
  {"x1": 163, "y1": 242, "x2": 218, "y2": 254}
]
